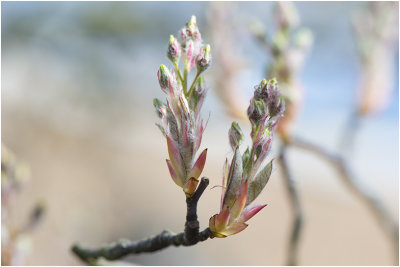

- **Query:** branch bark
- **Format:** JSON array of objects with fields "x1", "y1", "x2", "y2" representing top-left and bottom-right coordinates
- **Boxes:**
[{"x1": 72, "y1": 177, "x2": 212, "y2": 264}]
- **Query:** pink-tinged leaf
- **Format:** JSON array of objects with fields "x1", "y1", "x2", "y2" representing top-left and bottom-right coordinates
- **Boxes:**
[
  {"x1": 215, "y1": 205, "x2": 230, "y2": 232},
  {"x1": 188, "y1": 149, "x2": 207, "y2": 179},
  {"x1": 183, "y1": 177, "x2": 199, "y2": 196},
  {"x1": 166, "y1": 135, "x2": 184, "y2": 177},
  {"x1": 221, "y1": 223, "x2": 248, "y2": 236},
  {"x1": 195, "y1": 121, "x2": 204, "y2": 152},
  {"x1": 167, "y1": 73, "x2": 179, "y2": 96},
  {"x1": 166, "y1": 102, "x2": 179, "y2": 140},
  {"x1": 240, "y1": 204, "x2": 267, "y2": 222},
  {"x1": 230, "y1": 180, "x2": 248, "y2": 220},
  {"x1": 222, "y1": 148, "x2": 243, "y2": 208},
  {"x1": 166, "y1": 159, "x2": 183, "y2": 187},
  {"x1": 246, "y1": 159, "x2": 273, "y2": 205}
]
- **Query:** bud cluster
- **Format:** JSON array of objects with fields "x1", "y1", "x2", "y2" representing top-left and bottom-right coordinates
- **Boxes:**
[
  {"x1": 154, "y1": 16, "x2": 211, "y2": 196},
  {"x1": 209, "y1": 79, "x2": 285, "y2": 238}
]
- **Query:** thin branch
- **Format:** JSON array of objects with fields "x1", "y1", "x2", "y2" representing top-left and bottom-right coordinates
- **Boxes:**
[
  {"x1": 338, "y1": 111, "x2": 361, "y2": 156},
  {"x1": 72, "y1": 178, "x2": 212, "y2": 265},
  {"x1": 278, "y1": 143, "x2": 303, "y2": 266},
  {"x1": 289, "y1": 135, "x2": 399, "y2": 263}
]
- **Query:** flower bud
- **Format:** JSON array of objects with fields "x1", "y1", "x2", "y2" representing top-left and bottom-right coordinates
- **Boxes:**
[
  {"x1": 229, "y1": 122, "x2": 244, "y2": 150},
  {"x1": 167, "y1": 35, "x2": 181, "y2": 64},
  {"x1": 186, "y1": 16, "x2": 199, "y2": 38},
  {"x1": 157, "y1": 64, "x2": 172, "y2": 91},
  {"x1": 247, "y1": 99, "x2": 266, "y2": 125},
  {"x1": 181, "y1": 15, "x2": 201, "y2": 47},
  {"x1": 196, "y1": 44, "x2": 211, "y2": 73}
]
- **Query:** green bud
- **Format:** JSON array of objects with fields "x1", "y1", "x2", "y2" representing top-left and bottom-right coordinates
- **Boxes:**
[
  {"x1": 229, "y1": 122, "x2": 244, "y2": 150},
  {"x1": 167, "y1": 35, "x2": 181, "y2": 63},
  {"x1": 158, "y1": 64, "x2": 172, "y2": 90},
  {"x1": 260, "y1": 79, "x2": 268, "y2": 90},
  {"x1": 187, "y1": 15, "x2": 197, "y2": 28},
  {"x1": 197, "y1": 44, "x2": 211, "y2": 73}
]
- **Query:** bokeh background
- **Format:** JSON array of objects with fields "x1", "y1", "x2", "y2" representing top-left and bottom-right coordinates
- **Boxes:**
[{"x1": 1, "y1": 1, "x2": 399, "y2": 265}]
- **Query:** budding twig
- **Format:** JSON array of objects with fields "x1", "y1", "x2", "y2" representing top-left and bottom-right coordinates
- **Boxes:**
[{"x1": 72, "y1": 178, "x2": 212, "y2": 265}]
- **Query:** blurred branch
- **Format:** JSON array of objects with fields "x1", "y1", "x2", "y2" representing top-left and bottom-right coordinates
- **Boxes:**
[
  {"x1": 21, "y1": 203, "x2": 45, "y2": 233},
  {"x1": 289, "y1": 135, "x2": 399, "y2": 262},
  {"x1": 338, "y1": 111, "x2": 361, "y2": 157},
  {"x1": 72, "y1": 178, "x2": 212, "y2": 264},
  {"x1": 278, "y1": 143, "x2": 303, "y2": 266}
]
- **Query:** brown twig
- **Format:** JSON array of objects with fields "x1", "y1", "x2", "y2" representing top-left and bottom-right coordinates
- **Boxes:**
[
  {"x1": 338, "y1": 111, "x2": 361, "y2": 157},
  {"x1": 72, "y1": 177, "x2": 212, "y2": 265}
]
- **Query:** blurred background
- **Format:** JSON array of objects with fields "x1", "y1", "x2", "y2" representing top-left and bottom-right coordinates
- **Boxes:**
[{"x1": 1, "y1": 1, "x2": 398, "y2": 265}]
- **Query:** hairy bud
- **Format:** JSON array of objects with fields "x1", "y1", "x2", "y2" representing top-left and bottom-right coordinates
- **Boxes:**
[
  {"x1": 197, "y1": 45, "x2": 212, "y2": 73},
  {"x1": 247, "y1": 99, "x2": 266, "y2": 124},
  {"x1": 158, "y1": 64, "x2": 172, "y2": 91},
  {"x1": 229, "y1": 122, "x2": 244, "y2": 150},
  {"x1": 167, "y1": 35, "x2": 181, "y2": 64}
]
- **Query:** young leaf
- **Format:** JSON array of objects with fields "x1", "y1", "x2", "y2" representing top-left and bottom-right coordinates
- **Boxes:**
[
  {"x1": 246, "y1": 159, "x2": 273, "y2": 205},
  {"x1": 222, "y1": 148, "x2": 243, "y2": 208}
]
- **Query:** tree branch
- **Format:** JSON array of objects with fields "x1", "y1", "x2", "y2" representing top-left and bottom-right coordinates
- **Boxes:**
[
  {"x1": 289, "y1": 135, "x2": 399, "y2": 263},
  {"x1": 72, "y1": 177, "x2": 212, "y2": 265},
  {"x1": 338, "y1": 111, "x2": 361, "y2": 157},
  {"x1": 278, "y1": 143, "x2": 303, "y2": 266}
]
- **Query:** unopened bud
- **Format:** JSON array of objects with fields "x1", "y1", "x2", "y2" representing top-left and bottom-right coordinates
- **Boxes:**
[
  {"x1": 181, "y1": 15, "x2": 201, "y2": 48},
  {"x1": 158, "y1": 64, "x2": 172, "y2": 90},
  {"x1": 197, "y1": 44, "x2": 211, "y2": 73},
  {"x1": 229, "y1": 122, "x2": 244, "y2": 150},
  {"x1": 260, "y1": 79, "x2": 268, "y2": 90},
  {"x1": 186, "y1": 16, "x2": 197, "y2": 34},
  {"x1": 167, "y1": 35, "x2": 181, "y2": 63},
  {"x1": 247, "y1": 99, "x2": 266, "y2": 125}
]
